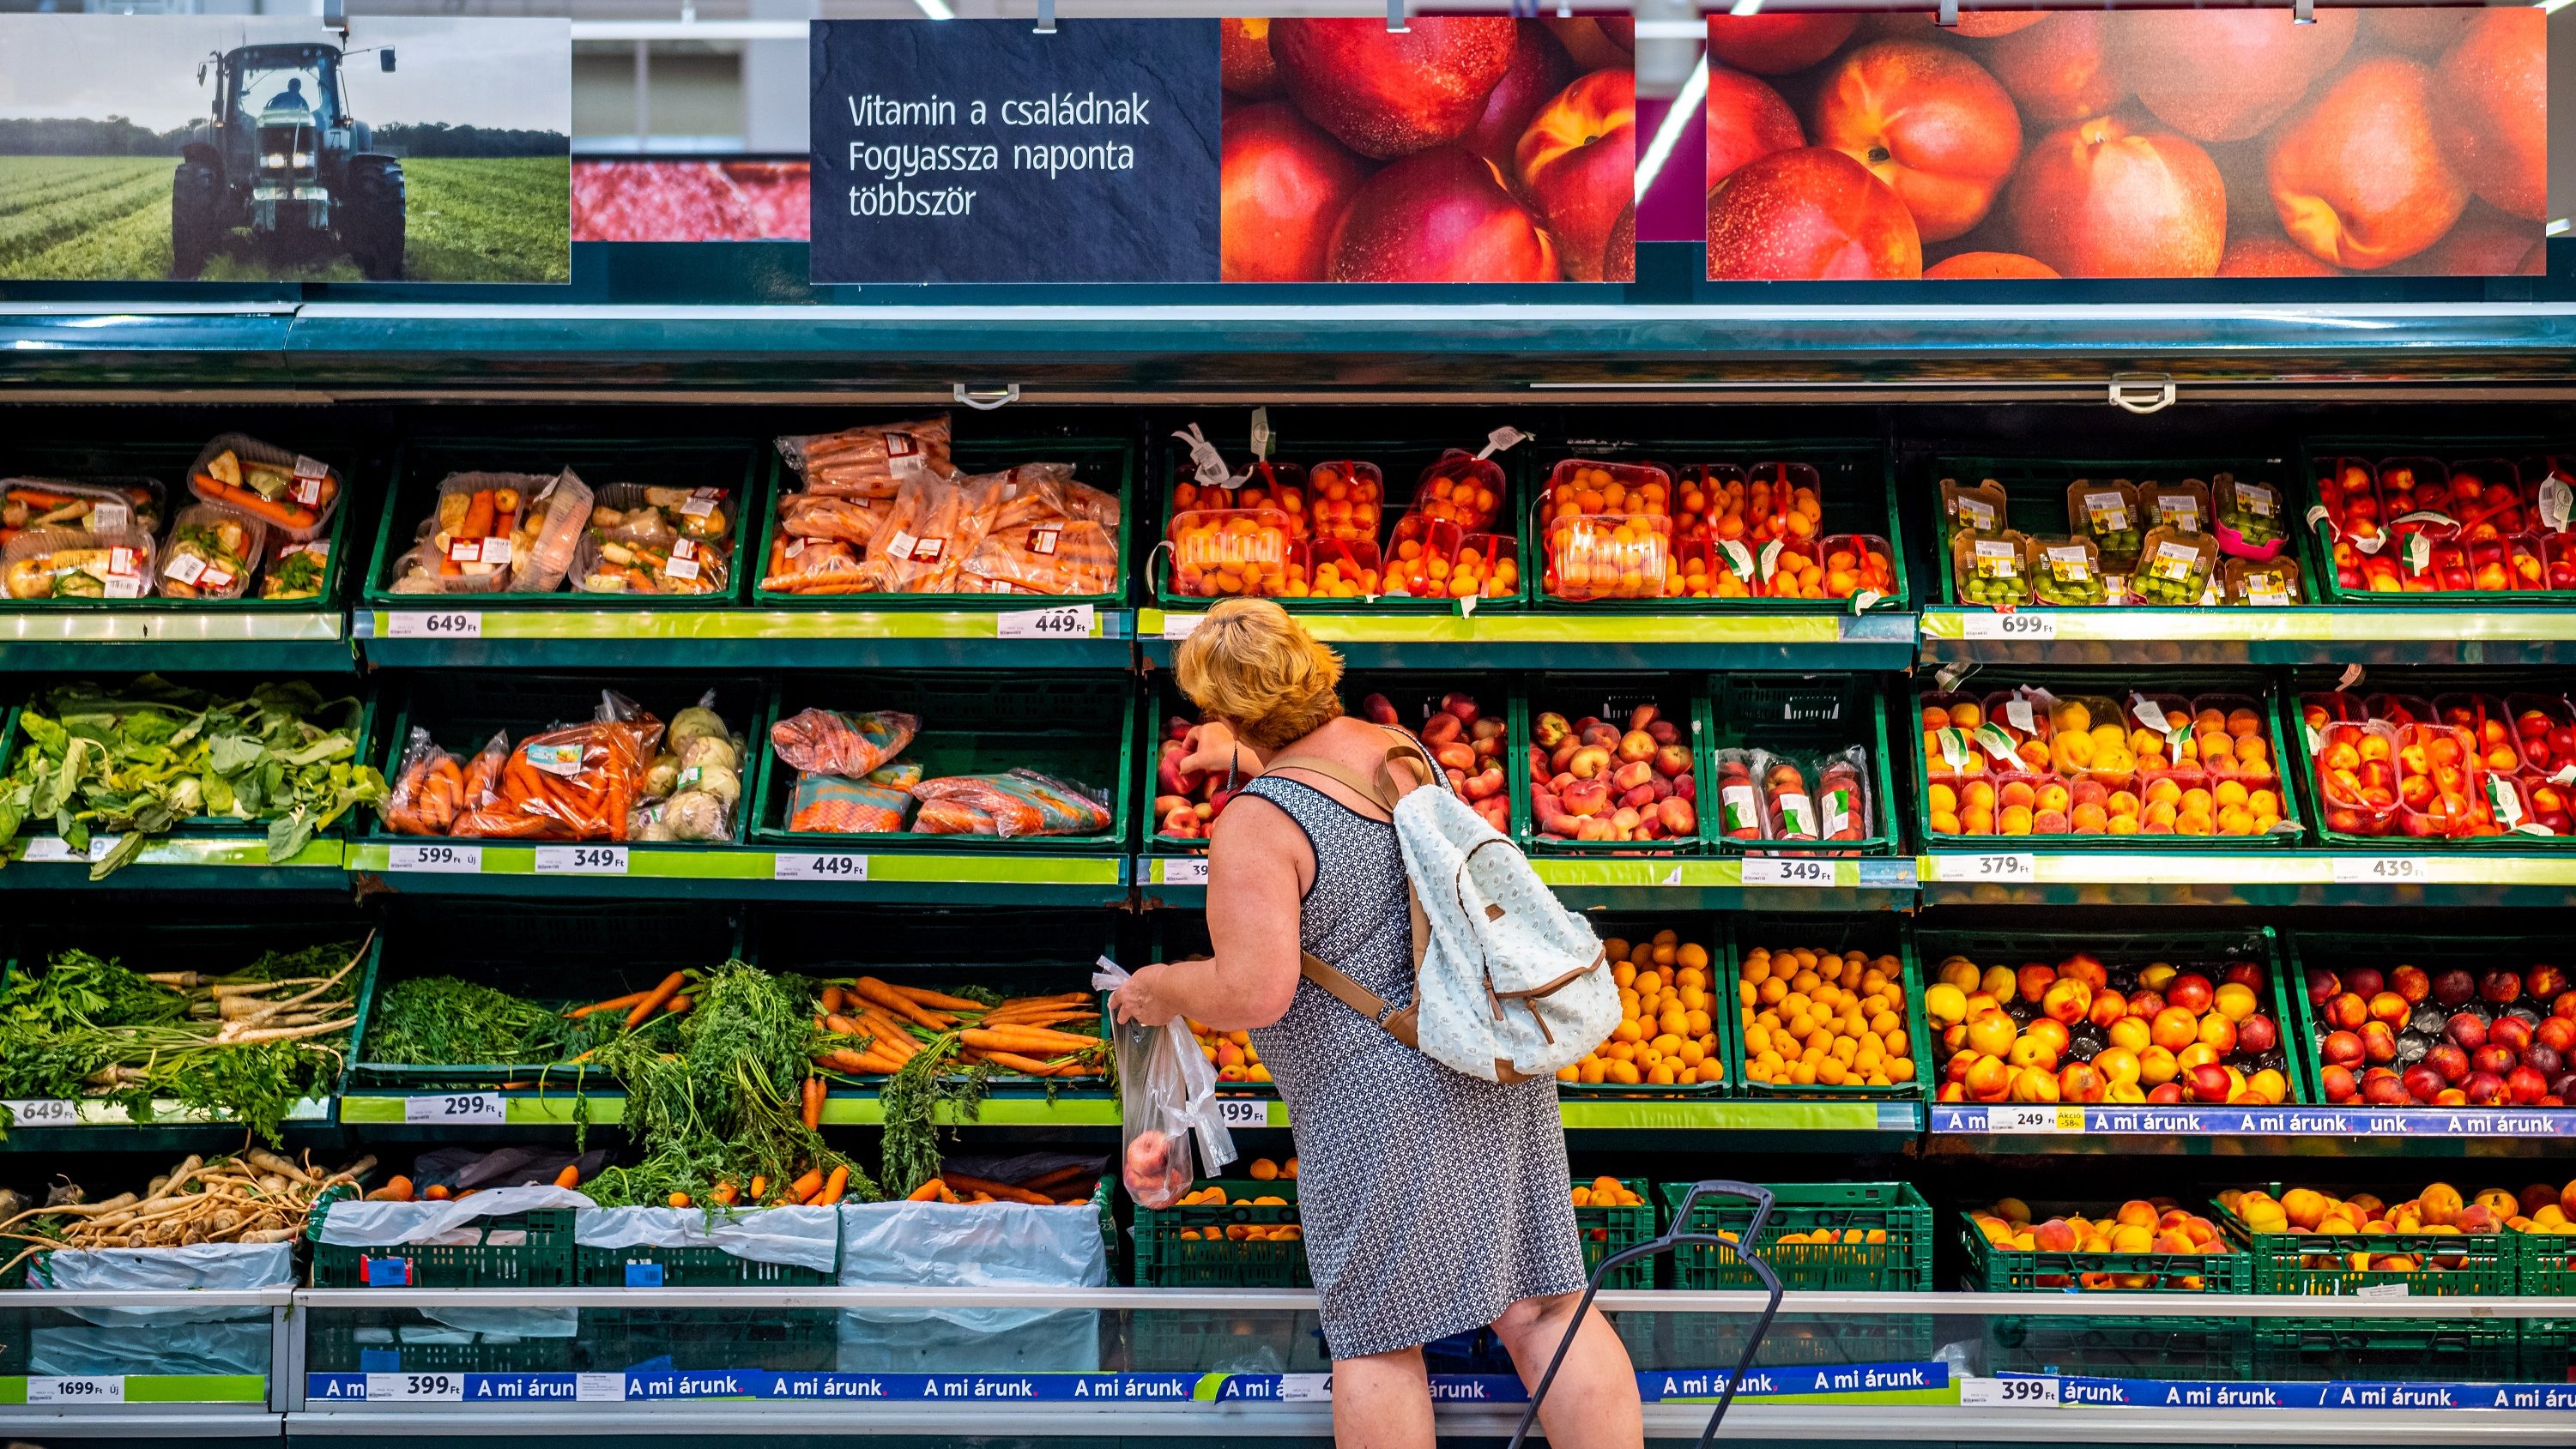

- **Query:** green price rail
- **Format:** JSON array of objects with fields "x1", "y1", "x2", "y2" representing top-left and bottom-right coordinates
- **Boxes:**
[
  {"x1": 0, "y1": 607, "x2": 354, "y2": 672},
  {"x1": 342, "y1": 842, "x2": 1131, "y2": 906},
  {"x1": 360, "y1": 605, "x2": 1134, "y2": 669},
  {"x1": 1140, "y1": 607, "x2": 1918, "y2": 670},
  {"x1": 1919, "y1": 605, "x2": 2576, "y2": 666}
]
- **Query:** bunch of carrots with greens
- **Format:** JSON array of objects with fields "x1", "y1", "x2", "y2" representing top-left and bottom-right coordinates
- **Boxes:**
[{"x1": 810, "y1": 977, "x2": 1105, "y2": 1080}]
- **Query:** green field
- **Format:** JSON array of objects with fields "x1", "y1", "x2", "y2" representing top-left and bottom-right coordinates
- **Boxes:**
[{"x1": 0, "y1": 154, "x2": 568, "y2": 282}]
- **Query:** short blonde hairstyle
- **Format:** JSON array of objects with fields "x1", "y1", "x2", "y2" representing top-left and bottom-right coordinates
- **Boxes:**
[{"x1": 1174, "y1": 598, "x2": 1344, "y2": 752}]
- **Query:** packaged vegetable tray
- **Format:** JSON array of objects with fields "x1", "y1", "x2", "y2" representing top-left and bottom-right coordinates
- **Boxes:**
[
  {"x1": 157, "y1": 504, "x2": 263, "y2": 600},
  {"x1": 3, "y1": 526, "x2": 154, "y2": 601},
  {"x1": 188, "y1": 433, "x2": 342, "y2": 543},
  {"x1": 0, "y1": 475, "x2": 165, "y2": 546}
]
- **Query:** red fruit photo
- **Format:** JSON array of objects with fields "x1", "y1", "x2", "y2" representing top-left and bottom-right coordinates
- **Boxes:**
[
  {"x1": 1223, "y1": 16, "x2": 1636, "y2": 284},
  {"x1": 1704, "y1": 7, "x2": 2543, "y2": 281}
]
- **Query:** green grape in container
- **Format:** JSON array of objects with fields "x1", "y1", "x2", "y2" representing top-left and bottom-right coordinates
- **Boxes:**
[
  {"x1": 2133, "y1": 525, "x2": 2218, "y2": 605},
  {"x1": 1939, "y1": 476, "x2": 2008, "y2": 544},
  {"x1": 2065, "y1": 478, "x2": 2143, "y2": 569},
  {"x1": 2213, "y1": 472, "x2": 2287, "y2": 552},
  {"x1": 2223, "y1": 554, "x2": 2305, "y2": 607},
  {"x1": 1952, "y1": 528, "x2": 2032, "y2": 607},
  {"x1": 2140, "y1": 478, "x2": 2211, "y2": 536},
  {"x1": 2029, "y1": 534, "x2": 2108, "y2": 606}
]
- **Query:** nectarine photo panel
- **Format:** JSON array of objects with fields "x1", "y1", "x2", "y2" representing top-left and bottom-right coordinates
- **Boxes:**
[
  {"x1": 1221, "y1": 16, "x2": 1637, "y2": 283},
  {"x1": 1704, "y1": 7, "x2": 2544, "y2": 281}
]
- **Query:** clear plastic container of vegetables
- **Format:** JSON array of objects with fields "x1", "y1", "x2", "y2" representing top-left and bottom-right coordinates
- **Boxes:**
[
  {"x1": 158, "y1": 504, "x2": 264, "y2": 601},
  {"x1": 3, "y1": 526, "x2": 154, "y2": 600},
  {"x1": 391, "y1": 472, "x2": 555, "y2": 595},
  {"x1": 2132, "y1": 525, "x2": 2217, "y2": 605},
  {"x1": 261, "y1": 539, "x2": 331, "y2": 601},
  {"x1": 1952, "y1": 528, "x2": 2032, "y2": 607},
  {"x1": 188, "y1": 434, "x2": 342, "y2": 543},
  {"x1": 2065, "y1": 478, "x2": 2143, "y2": 567},
  {"x1": 572, "y1": 484, "x2": 734, "y2": 595},
  {"x1": 0, "y1": 476, "x2": 165, "y2": 544},
  {"x1": 2029, "y1": 534, "x2": 2107, "y2": 607},
  {"x1": 2211, "y1": 473, "x2": 2287, "y2": 558}
]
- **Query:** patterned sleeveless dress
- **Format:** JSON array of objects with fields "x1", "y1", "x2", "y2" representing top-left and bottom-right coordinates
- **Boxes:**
[{"x1": 1238, "y1": 772, "x2": 1586, "y2": 1361}]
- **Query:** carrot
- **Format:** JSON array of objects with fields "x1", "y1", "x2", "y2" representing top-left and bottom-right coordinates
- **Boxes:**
[
  {"x1": 787, "y1": 1168, "x2": 825, "y2": 1204},
  {"x1": 962, "y1": 1026, "x2": 1104, "y2": 1056},
  {"x1": 663, "y1": 995, "x2": 692, "y2": 1016},
  {"x1": 459, "y1": 489, "x2": 496, "y2": 541},
  {"x1": 978, "y1": 1011, "x2": 1100, "y2": 1030},
  {"x1": 749, "y1": 1175, "x2": 769, "y2": 1202},
  {"x1": 815, "y1": 1048, "x2": 903, "y2": 1075},
  {"x1": 814, "y1": 1165, "x2": 850, "y2": 1206},
  {"x1": 801, "y1": 1075, "x2": 825, "y2": 1131},
  {"x1": 937, "y1": 1181, "x2": 963, "y2": 1204},
  {"x1": 194, "y1": 474, "x2": 317, "y2": 529},
  {"x1": 970, "y1": 1048, "x2": 1074, "y2": 1077},
  {"x1": 1022, "y1": 1163, "x2": 1097, "y2": 1191},
  {"x1": 668, "y1": 1191, "x2": 691, "y2": 1209},
  {"x1": 625, "y1": 972, "x2": 687, "y2": 1030},
  {"x1": 995, "y1": 992, "x2": 1091, "y2": 1010},
  {"x1": 368, "y1": 1175, "x2": 415, "y2": 1203},
  {"x1": 567, "y1": 989, "x2": 650, "y2": 1020},
  {"x1": 819, "y1": 985, "x2": 846, "y2": 1014},
  {"x1": 845, "y1": 1011, "x2": 922, "y2": 1060},
  {"x1": 711, "y1": 1180, "x2": 739, "y2": 1206},
  {"x1": 906, "y1": 1178, "x2": 946, "y2": 1202},
  {"x1": 854, "y1": 976, "x2": 953, "y2": 1029},
  {"x1": 553, "y1": 1164, "x2": 580, "y2": 1189},
  {"x1": 891, "y1": 984, "x2": 989, "y2": 1011},
  {"x1": 941, "y1": 1173, "x2": 1053, "y2": 1205},
  {"x1": 423, "y1": 1184, "x2": 451, "y2": 1201}
]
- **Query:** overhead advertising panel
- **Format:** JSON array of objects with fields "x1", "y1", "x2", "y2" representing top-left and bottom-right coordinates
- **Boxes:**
[{"x1": 1703, "y1": 7, "x2": 2544, "y2": 281}]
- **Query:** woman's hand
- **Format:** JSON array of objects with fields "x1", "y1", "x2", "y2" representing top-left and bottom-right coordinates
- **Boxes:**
[
  {"x1": 1110, "y1": 961, "x2": 1184, "y2": 1027},
  {"x1": 1177, "y1": 721, "x2": 1254, "y2": 780}
]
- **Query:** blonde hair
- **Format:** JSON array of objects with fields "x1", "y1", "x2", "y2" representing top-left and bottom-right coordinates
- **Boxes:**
[{"x1": 1174, "y1": 598, "x2": 1345, "y2": 752}]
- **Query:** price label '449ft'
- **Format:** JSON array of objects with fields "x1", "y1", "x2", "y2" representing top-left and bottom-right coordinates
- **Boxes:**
[{"x1": 996, "y1": 604, "x2": 1095, "y2": 639}]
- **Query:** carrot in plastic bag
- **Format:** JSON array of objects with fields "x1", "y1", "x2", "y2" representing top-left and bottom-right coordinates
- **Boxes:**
[
  {"x1": 789, "y1": 776, "x2": 912, "y2": 833},
  {"x1": 769, "y1": 708, "x2": 918, "y2": 779},
  {"x1": 859, "y1": 471, "x2": 1001, "y2": 594},
  {"x1": 384, "y1": 728, "x2": 467, "y2": 836},
  {"x1": 453, "y1": 694, "x2": 662, "y2": 841},
  {"x1": 777, "y1": 494, "x2": 886, "y2": 548},
  {"x1": 459, "y1": 731, "x2": 510, "y2": 811},
  {"x1": 959, "y1": 517, "x2": 1116, "y2": 596},
  {"x1": 909, "y1": 770, "x2": 1111, "y2": 838},
  {"x1": 775, "y1": 417, "x2": 952, "y2": 499},
  {"x1": 764, "y1": 535, "x2": 868, "y2": 594}
]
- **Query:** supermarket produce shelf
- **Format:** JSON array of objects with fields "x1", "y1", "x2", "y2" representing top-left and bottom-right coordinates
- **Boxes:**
[
  {"x1": 1914, "y1": 849, "x2": 2576, "y2": 907},
  {"x1": 1930, "y1": 1102, "x2": 2576, "y2": 1158},
  {"x1": 0, "y1": 836, "x2": 347, "y2": 891},
  {"x1": 1920, "y1": 606, "x2": 2576, "y2": 667},
  {"x1": 1140, "y1": 607, "x2": 1917, "y2": 670},
  {"x1": 357, "y1": 606, "x2": 1134, "y2": 669},
  {"x1": 0, "y1": 607, "x2": 354, "y2": 672},
  {"x1": 342, "y1": 842, "x2": 1131, "y2": 906}
]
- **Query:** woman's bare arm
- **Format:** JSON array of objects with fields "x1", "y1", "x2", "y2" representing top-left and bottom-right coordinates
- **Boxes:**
[{"x1": 1109, "y1": 795, "x2": 1305, "y2": 1031}]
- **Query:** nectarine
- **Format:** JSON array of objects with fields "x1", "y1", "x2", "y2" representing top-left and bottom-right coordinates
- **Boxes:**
[
  {"x1": 1271, "y1": 16, "x2": 1518, "y2": 160},
  {"x1": 1705, "y1": 14, "x2": 1859, "y2": 76},
  {"x1": 1815, "y1": 40, "x2": 2023, "y2": 242},
  {"x1": 1220, "y1": 104, "x2": 1370, "y2": 284},
  {"x1": 2433, "y1": 9, "x2": 2547, "y2": 221},
  {"x1": 2266, "y1": 57, "x2": 2468, "y2": 271},
  {"x1": 1327, "y1": 148, "x2": 1559, "y2": 283},
  {"x1": 1704, "y1": 63, "x2": 1804, "y2": 190},
  {"x1": 1707, "y1": 147, "x2": 1921, "y2": 281},
  {"x1": 2111, "y1": 8, "x2": 2356, "y2": 143},
  {"x1": 2008, "y1": 118, "x2": 2224, "y2": 278}
]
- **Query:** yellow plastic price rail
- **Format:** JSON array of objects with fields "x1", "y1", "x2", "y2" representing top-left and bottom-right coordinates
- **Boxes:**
[
  {"x1": 1921, "y1": 607, "x2": 2576, "y2": 643},
  {"x1": 369, "y1": 608, "x2": 1119, "y2": 641}
]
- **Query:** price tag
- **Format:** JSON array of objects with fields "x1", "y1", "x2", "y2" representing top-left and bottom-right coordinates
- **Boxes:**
[
  {"x1": 1161, "y1": 613, "x2": 1206, "y2": 641},
  {"x1": 19, "y1": 836, "x2": 111, "y2": 864},
  {"x1": 1741, "y1": 857, "x2": 1834, "y2": 887},
  {"x1": 1216, "y1": 1099, "x2": 1271, "y2": 1129},
  {"x1": 1160, "y1": 857, "x2": 1211, "y2": 886},
  {"x1": 27, "y1": 1376, "x2": 125, "y2": 1404},
  {"x1": 402, "y1": 1092, "x2": 505, "y2": 1126},
  {"x1": 2354, "y1": 1282, "x2": 2409, "y2": 1301},
  {"x1": 1959, "y1": 1375, "x2": 2059, "y2": 1407},
  {"x1": 385, "y1": 611, "x2": 481, "y2": 639},
  {"x1": 1985, "y1": 1105, "x2": 2079, "y2": 1133},
  {"x1": 1278, "y1": 1374, "x2": 1332, "y2": 1404},
  {"x1": 366, "y1": 1372, "x2": 464, "y2": 1403},
  {"x1": 1948, "y1": 853, "x2": 2035, "y2": 882},
  {"x1": 2, "y1": 1099, "x2": 84, "y2": 1126},
  {"x1": 1959, "y1": 612, "x2": 2057, "y2": 641},
  {"x1": 577, "y1": 1373, "x2": 628, "y2": 1403},
  {"x1": 2331, "y1": 856, "x2": 2424, "y2": 884},
  {"x1": 386, "y1": 842, "x2": 482, "y2": 874},
  {"x1": 997, "y1": 604, "x2": 1095, "y2": 639},
  {"x1": 535, "y1": 845, "x2": 629, "y2": 875},
  {"x1": 774, "y1": 853, "x2": 869, "y2": 882}
]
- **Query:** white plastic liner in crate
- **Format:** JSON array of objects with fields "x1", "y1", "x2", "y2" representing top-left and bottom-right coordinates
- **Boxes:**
[
  {"x1": 319, "y1": 1185, "x2": 593, "y2": 1338},
  {"x1": 837, "y1": 1198, "x2": 1106, "y2": 1373},
  {"x1": 575, "y1": 1204, "x2": 839, "y2": 1277},
  {"x1": 23, "y1": 1241, "x2": 291, "y2": 1377}
]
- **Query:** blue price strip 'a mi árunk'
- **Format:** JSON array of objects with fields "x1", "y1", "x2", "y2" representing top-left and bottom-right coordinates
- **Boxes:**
[
  {"x1": 1932, "y1": 1104, "x2": 2576, "y2": 1137},
  {"x1": 1971, "y1": 1374, "x2": 2576, "y2": 1411}
]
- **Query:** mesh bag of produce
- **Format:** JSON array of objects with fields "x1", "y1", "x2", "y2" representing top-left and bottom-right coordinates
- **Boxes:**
[
  {"x1": 789, "y1": 776, "x2": 913, "y2": 834},
  {"x1": 769, "y1": 708, "x2": 918, "y2": 779}
]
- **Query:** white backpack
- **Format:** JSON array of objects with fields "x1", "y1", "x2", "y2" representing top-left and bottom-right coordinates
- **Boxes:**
[{"x1": 1263, "y1": 730, "x2": 1618, "y2": 1084}]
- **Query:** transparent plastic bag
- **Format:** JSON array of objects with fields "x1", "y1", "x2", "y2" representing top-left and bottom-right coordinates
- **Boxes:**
[
  {"x1": 1093, "y1": 955, "x2": 1236, "y2": 1210},
  {"x1": 859, "y1": 471, "x2": 1001, "y2": 594},
  {"x1": 763, "y1": 534, "x2": 868, "y2": 595},
  {"x1": 189, "y1": 433, "x2": 341, "y2": 541},
  {"x1": 3, "y1": 526, "x2": 154, "y2": 600},
  {"x1": 450, "y1": 693, "x2": 662, "y2": 842},
  {"x1": 789, "y1": 776, "x2": 913, "y2": 834},
  {"x1": 572, "y1": 484, "x2": 733, "y2": 595},
  {"x1": 769, "y1": 708, "x2": 919, "y2": 779},
  {"x1": 1, "y1": 476, "x2": 166, "y2": 542},
  {"x1": 629, "y1": 691, "x2": 741, "y2": 842},
  {"x1": 511, "y1": 468, "x2": 596, "y2": 592},
  {"x1": 777, "y1": 417, "x2": 953, "y2": 500},
  {"x1": 910, "y1": 770, "x2": 1110, "y2": 838},
  {"x1": 261, "y1": 539, "x2": 330, "y2": 601},
  {"x1": 158, "y1": 504, "x2": 264, "y2": 600},
  {"x1": 777, "y1": 493, "x2": 887, "y2": 547},
  {"x1": 405, "y1": 472, "x2": 553, "y2": 593},
  {"x1": 384, "y1": 728, "x2": 467, "y2": 836}
]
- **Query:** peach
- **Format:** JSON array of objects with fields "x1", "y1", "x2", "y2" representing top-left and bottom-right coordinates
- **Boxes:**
[
  {"x1": 2033, "y1": 1217, "x2": 2079, "y2": 1253},
  {"x1": 1460, "y1": 21, "x2": 1573, "y2": 171},
  {"x1": 1271, "y1": 17, "x2": 1519, "y2": 160},
  {"x1": 1705, "y1": 14, "x2": 1859, "y2": 75},
  {"x1": 2266, "y1": 57, "x2": 2468, "y2": 272},
  {"x1": 1328, "y1": 148, "x2": 1558, "y2": 283},
  {"x1": 2434, "y1": 9, "x2": 2547, "y2": 221},
  {"x1": 2110, "y1": 8, "x2": 2356, "y2": 142},
  {"x1": 2217, "y1": 233, "x2": 2340, "y2": 279},
  {"x1": 1981, "y1": 12, "x2": 2121, "y2": 126},
  {"x1": 1516, "y1": 69, "x2": 1636, "y2": 282},
  {"x1": 1705, "y1": 63, "x2": 1805, "y2": 190},
  {"x1": 1926, "y1": 251, "x2": 2059, "y2": 280},
  {"x1": 1706, "y1": 147, "x2": 1920, "y2": 281},
  {"x1": 2009, "y1": 118, "x2": 2224, "y2": 278},
  {"x1": 1220, "y1": 104, "x2": 1370, "y2": 283},
  {"x1": 1220, "y1": 18, "x2": 1281, "y2": 97},
  {"x1": 1815, "y1": 40, "x2": 2022, "y2": 243}
]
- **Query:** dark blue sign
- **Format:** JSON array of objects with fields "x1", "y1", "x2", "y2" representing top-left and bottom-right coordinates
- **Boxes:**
[{"x1": 809, "y1": 19, "x2": 1220, "y2": 283}]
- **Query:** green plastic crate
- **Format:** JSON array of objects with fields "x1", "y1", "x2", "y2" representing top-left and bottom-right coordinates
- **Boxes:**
[
  {"x1": 363, "y1": 432, "x2": 760, "y2": 609},
  {"x1": 1575, "y1": 1177, "x2": 1656, "y2": 1289},
  {"x1": 308, "y1": 1189, "x2": 578, "y2": 1289},
  {"x1": 1520, "y1": 438, "x2": 1909, "y2": 613},
  {"x1": 1929, "y1": 453, "x2": 2308, "y2": 610},
  {"x1": 1962, "y1": 1205, "x2": 2252, "y2": 1295},
  {"x1": 2295, "y1": 438, "x2": 2576, "y2": 608},
  {"x1": 306, "y1": 1313, "x2": 576, "y2": 1375},
  {"x1": 1152, "y1": 436, "x2": 1533, "y2": 613},
  {"x1": 1660, "y1": 1180, "x2": 1932, "y2": 1292},
  {"x1": 1726, "y1": 914, "x2": 1928, "y2": 1103},
  {"x1": 1705, "y1": 672, "x2": 1902, "y2": 858},
  {"x1": 749, "y1": 671, "x2": 1134, "y2": 850},
  {"x1": 1909, "y1": 667, "x2": 2307, "y2": 850},
  {"x1": 351, "y1": 900, "x2": 740, "y2": 1094},
  {"x1": 2253, "y1": 1318, "x2": 2519, "y2": 1381},
  {"x1": 2213, "y1": 1190, "x2": 2515, "y2": 1297},
  {"x1": 2282, "y1": 928, "x2": 2566, "y2": 1109},
  {"x1": 1980, "y1": 1315, "x2": 2252, "y2": 1380},
  {"x1": 2516, "y1": 1228, "x2": 2576, "y2": 1383},
  {"x1": 1917, "y1": 926, "x2": 2307, "y2": 1104},
  {"x1": 2279, "y1": 668, "x2": 2576, "y2": 851},
  {"x1": 754, "y1": 431, "x2": 1136, "y2": 607},
  {"x1": 1132, "y1": 1180, "x2": 1307, "y2": 1289},
  {"x1": 1513, "y1": 671, "x2": 1711, "y2": 858}
]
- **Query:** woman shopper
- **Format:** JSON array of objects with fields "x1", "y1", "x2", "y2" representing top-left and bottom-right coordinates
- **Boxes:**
[{"x1": 1110, "y1": 598, "x2": 1642, "y2": 1449}]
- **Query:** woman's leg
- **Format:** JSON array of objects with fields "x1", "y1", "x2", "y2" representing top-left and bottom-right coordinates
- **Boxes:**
[
  {"x1": 1492, "y1": 1291, "x2": 1644, "y2": 1449},
  {"x1": 1331, "y1": 1344, "x2": 1433, "y2": 1449}
]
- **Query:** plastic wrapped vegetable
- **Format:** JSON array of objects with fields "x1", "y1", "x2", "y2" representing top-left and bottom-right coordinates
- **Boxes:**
[
  {"x1": 159, "y1": 505, "x2": 264, "y2": 600},
  {"x1": 261, "y1": 540, "x2": 330, "y2": 601},
  {"x1": 769, "y1": 708, "x2": 918, "y2": 779},
  {"x1": 383, "y1": 728, "x2": 468, "y2": 836},
  {"x1": 3, "y1": 528, "x2": 154, "y2": 600},
  {"x1": 629, "y1": 693, "x2": 741, "y2": 842},
  {"x1": 855, "y1": 471, "x2": 1001, "y2": 594},
  {"x1": 1953, "y1": 529, "x2": 2031, "y2": 607},
  {"x1": 789, "y1": 776, "x2": 913, "y2": 833},
  {"x1": 910, "y1": 770, "x2": 1111, "y2": 838},
  {"x1": 1096, "y1": 955, "x2": 1236, "y2": 1209},
  {"x1": 0, "y1": 477, "x2": 163, "y2": 545},
  {"x1": 573, "y1": 485, "x2": 733, "y2": 595},
  {"x1": 775, "y1": 494, "x2": 886, "y2": 548},
  {"x1": 2029, "y1": 534, "x2": 2107, "y2": 607},
  {"x1": 1939, "y1": 476, "x2": 2008, "y2": 540},
  {"x1": 776, "y1": 417, "x2": 952, "y2": 500},
  {"x1": 2141, "y1": 479, "x2": 2210, "y2": 535},
  {"x1": 2133, "y1": 525, "x2": 2218, "y2": 606},
  {"x1": 189, "y1": 434, "x2": 341, "y2": 540},
  {"x1": 448, "y1": 694, "x2": 663, "y2": 842},
  {"x1": 510, "y1": 469, "x2": 596, "y2": 592},
  {"x1": 2066, "y1": 478, "x2": 2142, "y2": 565},
  {"x1": 763, "y1": 536, "x2": 868, "y2": 595}
]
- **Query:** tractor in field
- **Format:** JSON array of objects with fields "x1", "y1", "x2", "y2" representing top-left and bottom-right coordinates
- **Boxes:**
[{"x1": 172, "y1": 41, "x2": 404, "y2": 280}]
